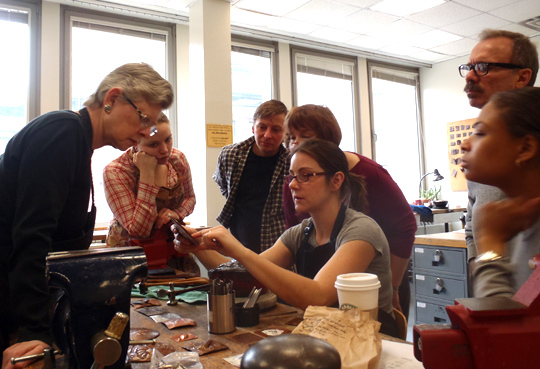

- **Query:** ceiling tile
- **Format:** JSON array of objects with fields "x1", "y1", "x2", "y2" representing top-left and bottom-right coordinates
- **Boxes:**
[
  {"x1": 440, "y1": 13, "x2": 511, "y2": 37},
  {"x1": 234, "y1": 0, "x2": 310, "y2": 16},
  {"x1": 286, "y1": 0, "x2": 361, "y2": 26},
  {"x1": 366, "y1": 19, "x2": 433, "y2": 43},
  {"x1": 330, "y1": 9, "x2": 398, "y2": 34},
  {"x1": 346, "y1": 34, "x2": 390, "y2": 50},
  {"x1": 379, "y1": 43, "x2": 424, "y2": 56},
  {"x1": 308, "y1": 26, "x2": 360, "y2": 42},
  {"x1": 430, "y1": 37, "x2": 478, "y2": 56},
  {"x1": 230, "y1": 7, "x2": 276, "y2": 27},
  {"x1": 370, "y1": 0, "x2": 445, "y2": 17},
  {"x1": 452, "y1": 0, "x2": 521, "y2": 12},
  {"x1": 266, "y1": 17, "x2": 323, "y2": 35},
  {"x1": 406, "y1": 2, "x2": 481, "y2": 28},
  {"x1": 500, "y1": 23, "x2": 540, "y2": 37},
  {"x1": 333, "y1": 0, "x2": 380, "y2": 7},
  {"x1": 489, "y1": 0, "x2": 540, "y2": 22},
  {"x1": 409, "y1": 29, "x2": 462, "y2": 49},
  {"x1": 410, "y1": 50, "x2": 450, "y2": 62}
]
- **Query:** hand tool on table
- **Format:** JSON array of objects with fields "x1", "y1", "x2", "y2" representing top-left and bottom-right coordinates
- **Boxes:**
[
  {"x1": 139, "y1": 277, "x2": 210, "y2": 294},
  {"x1": 156, "y1": 282, "x2": 211, "y2": 305}
]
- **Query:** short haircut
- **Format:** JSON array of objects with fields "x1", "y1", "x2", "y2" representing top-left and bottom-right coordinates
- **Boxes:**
[
  {"x1": 490, "y1": 87, "x2": 540, "y2": 145},
  {"x1": 84, "y1": 62, "x2": 174, "y2": 109},
  {"x1": 480, "y1": 29, "x2": 539, "y2": 86},
  {"x1": 284, "y1": 105, "x2": 342, "y2": 146},
  {"x1": 252, "y1": 100, "x2": 288, "y2": 123}
]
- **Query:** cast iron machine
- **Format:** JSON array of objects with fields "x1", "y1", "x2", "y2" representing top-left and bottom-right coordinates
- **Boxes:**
[{"x1": 19, "y1": 247, "x2": 148, "y2": 369}]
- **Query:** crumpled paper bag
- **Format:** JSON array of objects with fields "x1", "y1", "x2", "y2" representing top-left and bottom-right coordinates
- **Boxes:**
[{"x1": 292, "y1": 306, "x2": 382, "y2": 369}]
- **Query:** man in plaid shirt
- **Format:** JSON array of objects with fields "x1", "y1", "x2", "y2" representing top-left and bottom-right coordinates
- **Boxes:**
[{"x1": 213, "y1": 100, "x2": 289, "y2": 253}]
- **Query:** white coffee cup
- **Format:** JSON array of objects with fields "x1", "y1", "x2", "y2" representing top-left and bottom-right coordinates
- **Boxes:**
[{"x1": 335, "y1": 273, "x2": 380, "y2": 318}]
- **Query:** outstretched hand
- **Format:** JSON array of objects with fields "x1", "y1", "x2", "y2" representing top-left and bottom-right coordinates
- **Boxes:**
[{"x1": 171, "y1": 225, "x2": 246, "y2": 260}]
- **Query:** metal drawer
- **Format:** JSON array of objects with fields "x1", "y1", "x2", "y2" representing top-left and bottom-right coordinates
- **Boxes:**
[
  {"x1": 414, "y1": 273, "x2": 467, "y2": 303},
  {"x1": 413, "y1": 245, "x2": 466, "y2": 275},
  {"x1": 415, "y1": 299, "x2": 451, "y2": 325}
]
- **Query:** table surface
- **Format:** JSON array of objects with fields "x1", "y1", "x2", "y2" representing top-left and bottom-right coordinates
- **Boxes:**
[
  {"x1": 414, "y1": 230, "x2": 467, "y2": 248},
  {"x1": 130, "y1": 299, "x2": 304, "y2": 368}
]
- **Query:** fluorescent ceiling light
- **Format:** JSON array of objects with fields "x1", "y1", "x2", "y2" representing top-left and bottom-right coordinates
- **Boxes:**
[{"x1": 370, "y1": 0, "x2": 445, "y2": 17}]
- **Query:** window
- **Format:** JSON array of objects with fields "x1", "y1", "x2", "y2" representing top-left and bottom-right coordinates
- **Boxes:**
[
  {"x1": 63, "y1": 7, "x2": 175, "y2": 226},
  {"x1": 231, "y1": 39, "x2": 276, "y2": 142},
  {"x1": 369, "y1": 63, "x2": 424, "y2": 202},
  {"x1": 0, "y1": 0, "x2": 39, "y2": 154},
  {"x1": 292, "y1": 48, "x2": 358, "y2": 152}
]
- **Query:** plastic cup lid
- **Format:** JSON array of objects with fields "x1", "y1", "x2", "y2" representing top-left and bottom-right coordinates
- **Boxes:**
[{"x1": 335, "y1": 273, "x2": 380, "y2": 288}]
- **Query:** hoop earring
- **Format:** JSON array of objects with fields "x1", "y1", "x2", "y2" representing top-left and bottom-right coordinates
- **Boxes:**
[{"x1": 104, "y1": 105, "x2": 112, "y2": 113}]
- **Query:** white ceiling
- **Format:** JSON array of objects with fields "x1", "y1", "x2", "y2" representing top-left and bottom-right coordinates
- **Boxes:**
[{"x1": 74, "y1": 0, "x2": 540, "y2": 65}]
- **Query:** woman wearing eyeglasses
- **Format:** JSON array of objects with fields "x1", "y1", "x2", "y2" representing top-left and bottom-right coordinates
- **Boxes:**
[
  {"x1": 104, "y1": 112, "x2": 195, "y2": 248},
  {"x1": 282, "y1": 104, "x2": 417, "y2": 318},
  {"x1": 174, "y1": 139, "x2": 397, "y2": 336},
  {"x1": 0, "y1": 63, "x2": 173, "y2": 366}
]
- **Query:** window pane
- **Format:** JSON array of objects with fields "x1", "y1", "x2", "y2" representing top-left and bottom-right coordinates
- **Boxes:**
[
  {"x1": 231, "y1": 49, "x2": 273, "y2": 142},
  {"x1": 371, "y1": 77, "x2": 421, "y2": 202},
  {"x1": 295, "y1": 55, "x2": 356, "y2": 152},
  {"x1": 71, "y1": 25, "x2": 167, "y2": 226},
  {"x1": 0, "y1": 14, "x2": 29, "y2": 154}
]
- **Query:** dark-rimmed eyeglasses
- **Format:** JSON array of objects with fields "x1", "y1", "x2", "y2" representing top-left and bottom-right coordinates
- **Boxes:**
[
  {"x1": 123, "y1": 95, "x2": 158, "y2": 136},
  {"x1": 285, "y1": 172, "x2": 327, "y2": 184},
  {"x1": 458, "y1": 62, "x2": 524, "y2": 78}
]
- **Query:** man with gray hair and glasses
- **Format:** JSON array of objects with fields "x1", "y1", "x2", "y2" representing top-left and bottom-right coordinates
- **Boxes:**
[{"x1": 458, "y1": 29, "x2": 538, "y2": 280}]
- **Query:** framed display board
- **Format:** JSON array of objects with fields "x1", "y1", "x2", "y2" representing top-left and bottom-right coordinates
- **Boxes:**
[{"x1": 446, "y1": 118, "x2": 475, "y2": 192}]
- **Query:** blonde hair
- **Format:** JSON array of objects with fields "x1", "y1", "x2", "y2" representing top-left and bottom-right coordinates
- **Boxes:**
[{"x1": 84, "y1": 63, "x2": 174, "y2": 109}]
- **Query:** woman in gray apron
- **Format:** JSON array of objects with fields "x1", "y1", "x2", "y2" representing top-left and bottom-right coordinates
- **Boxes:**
[{"x1": 174, "y1": 139, "x2": 397, "y2": 336}]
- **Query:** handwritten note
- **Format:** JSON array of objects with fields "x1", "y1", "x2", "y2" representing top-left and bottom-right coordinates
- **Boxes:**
[{"x1": 379, "y1": 340, "x2": 424, "y2": 369}]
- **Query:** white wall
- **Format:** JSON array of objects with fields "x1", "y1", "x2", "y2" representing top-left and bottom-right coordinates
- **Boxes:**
[{"x1": 419, "y1": 34, "x2": 540, "y2": 209}]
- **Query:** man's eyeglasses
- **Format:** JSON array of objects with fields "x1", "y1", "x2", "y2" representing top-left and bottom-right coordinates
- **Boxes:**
[
  {"x1": 458, "y1": 62, "x2": 524, "y2": 78},
  {"x1": 285, "y1": 172, "x2": 327, "y2": 184},
  {"x1": 123, "y1": 95, "x2": 158, "y2": 136}
]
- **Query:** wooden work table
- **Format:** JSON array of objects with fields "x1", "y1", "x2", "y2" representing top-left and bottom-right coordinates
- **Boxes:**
[
  {"x1": 414, "y1": 230, "x2": 466, "y2": 248},
  {"x1": 130, "y1": 299, "x2": 303, "y2": 368}
]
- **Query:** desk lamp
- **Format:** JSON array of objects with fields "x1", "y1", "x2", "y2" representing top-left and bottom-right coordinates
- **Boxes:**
[{"x1": 418, "y1": 169, "x2": 444, "y2": 198}]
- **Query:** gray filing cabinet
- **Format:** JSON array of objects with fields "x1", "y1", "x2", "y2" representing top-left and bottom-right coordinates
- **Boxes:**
[{"x1": 412, "y1": 232, "x2": 469, "y2": 325}]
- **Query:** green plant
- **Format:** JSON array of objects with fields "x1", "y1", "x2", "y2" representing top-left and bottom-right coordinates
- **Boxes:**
[{"x1": 420, "y1": 185, "x2": 441, "y2": 201}]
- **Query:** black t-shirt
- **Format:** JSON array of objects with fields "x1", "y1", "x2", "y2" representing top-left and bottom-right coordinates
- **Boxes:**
[{"x1": 229, "y1": 148, "x2": 279, "y2": 253}]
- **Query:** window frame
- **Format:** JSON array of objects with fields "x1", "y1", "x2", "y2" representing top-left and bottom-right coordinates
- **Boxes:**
[
  {"x1": 231, "y1": 35, "x2": 279, "y2": 101},
  {"x1": 0, "y1": 0, "x2": 40, "y2": 120},
  {"x1": 367, "y1": 60, "x2": 426, "y2": 192},
  {"x1": 60, "y1": 5, "x2": 177, "y2": 140},
  {"x1": 291, "y1": 46, "x2": 361, "y2": 152}
]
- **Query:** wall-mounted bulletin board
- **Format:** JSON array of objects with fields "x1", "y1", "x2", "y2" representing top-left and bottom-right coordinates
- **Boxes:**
[{"x1": 446, "y1": 118, "x2": 476, "y2": 192}]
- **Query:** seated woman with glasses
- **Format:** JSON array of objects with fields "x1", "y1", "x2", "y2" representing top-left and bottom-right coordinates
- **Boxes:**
[
  {"x1": 282, "y1": 104, "x2": 417, "y2": 317},
  {"x1": 460, "y1": 87, "x2": 540, "y2": 298},
  {"x1": 104, "y1": 112, "x2": 196, "y2": 270},
  {"x1": 173, "y1": 139, "x2": 398, "y2": 336}
]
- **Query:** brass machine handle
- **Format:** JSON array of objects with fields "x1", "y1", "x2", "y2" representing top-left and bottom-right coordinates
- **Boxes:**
[{"x1": 90, "y1": 312, "x2": 130, "y2": 369}]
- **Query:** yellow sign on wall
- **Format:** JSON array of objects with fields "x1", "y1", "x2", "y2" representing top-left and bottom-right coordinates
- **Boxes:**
[
  {"x1": 206, "y1": 124, "x2": 233, "y2": 148},
  {"x1": 446, "y1": 118, "x2": 475, "y2": 192}
]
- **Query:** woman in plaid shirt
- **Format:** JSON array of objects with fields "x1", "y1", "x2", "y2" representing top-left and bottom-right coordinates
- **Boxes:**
[{"x1": 104, "y1": 113, "x2": 195, "y2": 246}]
